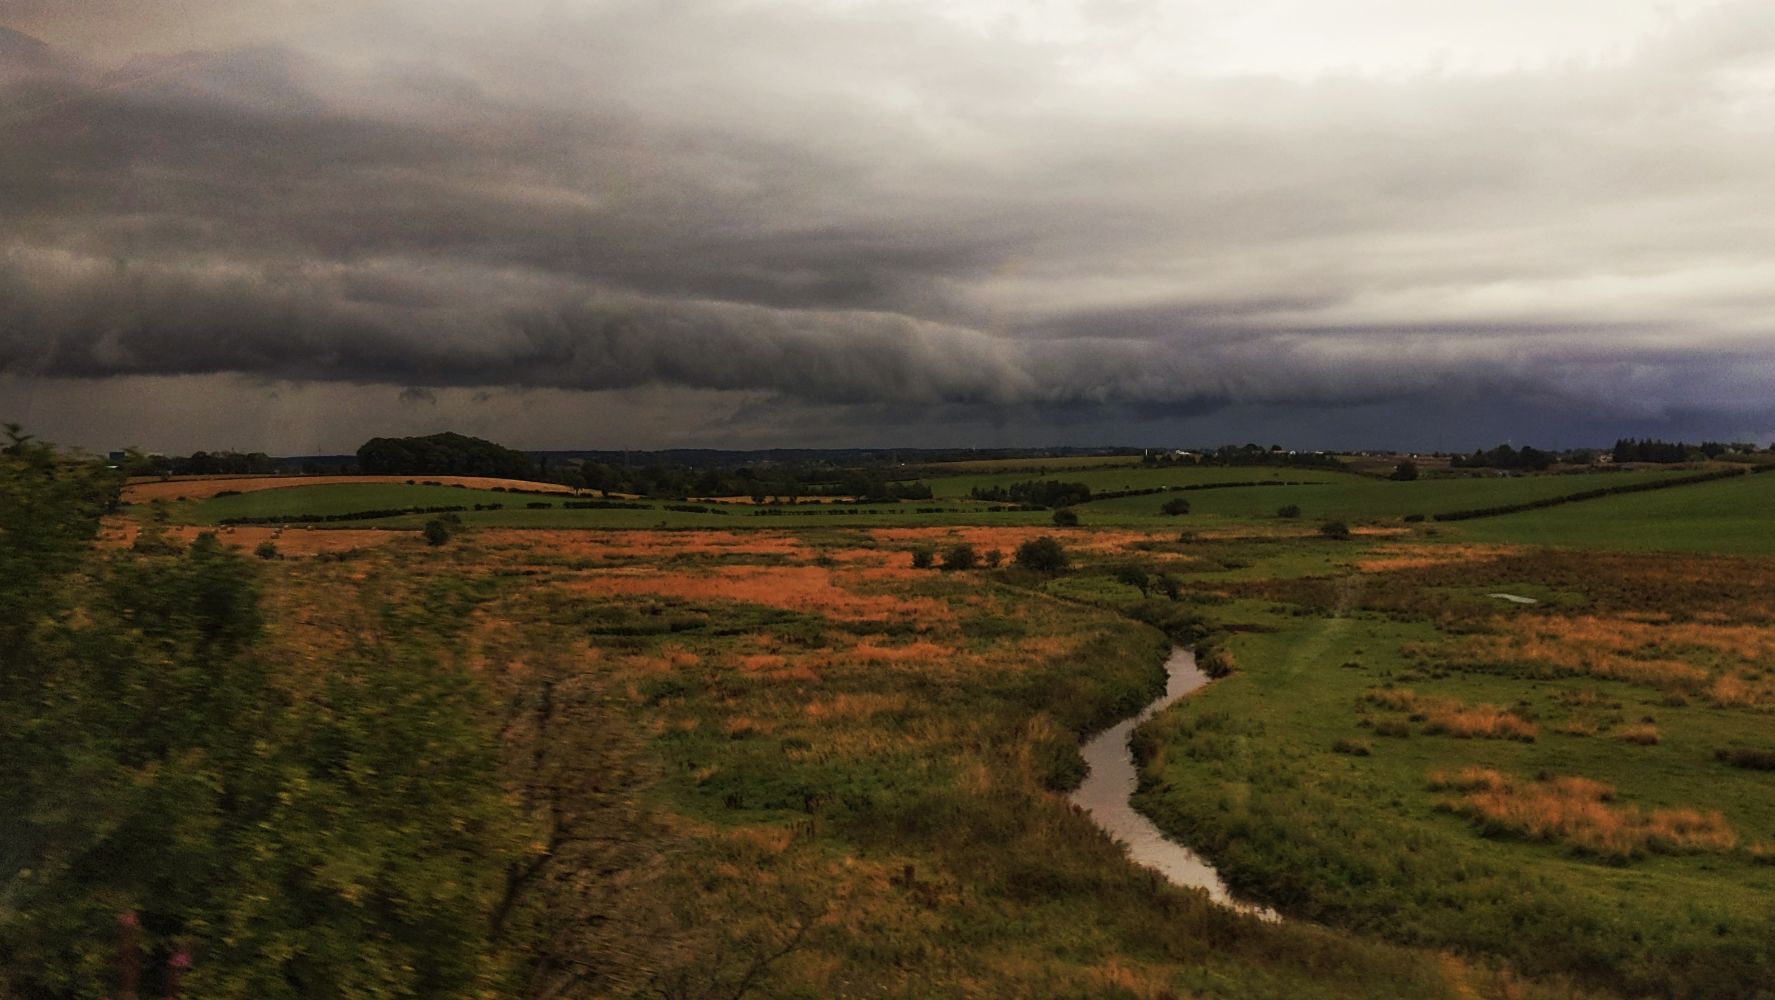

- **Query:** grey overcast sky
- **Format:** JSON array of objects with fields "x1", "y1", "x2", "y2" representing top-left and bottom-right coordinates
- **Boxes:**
[{"x1": 3, "y1": 0, "x2": 1774, "y2": 454}]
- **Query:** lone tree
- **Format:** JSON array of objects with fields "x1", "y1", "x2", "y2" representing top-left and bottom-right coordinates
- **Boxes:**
[
  {"x1": 1114, "y1": 565, "x2": 1151, "y2": 597},
  {"x1": 1051, "y1": 508, "x2": 1080, "y2": 527},
  {"x1": 1320, "y1": 520, "x2": 1351, "y2": 540},
  {"x1": 1390, "y1": 460, "x2": 1419, "y2": 481},
  {"x1": 911, "y1": 546, "x2": 935, "y2": 569},
  {"x1": 1276, "y1": 504, "x2": 1302, "y2": 519},
  {"x1": 1160, "y1": 497, "x2": 1191, "y2": 516},
  {"x1": 1013, "y1": 536, "x2": 1069, "y2": 574}
]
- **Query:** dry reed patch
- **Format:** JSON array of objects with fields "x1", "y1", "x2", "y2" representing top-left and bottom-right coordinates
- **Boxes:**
[
  {"x1": 804, "y1": 693, "x2": 910, "y2": 721},
  {"x1": 1355, "y1": 544, "x2": 1520, "y2": 573},
  {"x1": 1706, "y1": 674, "x2": 1775, "y2": 708},
  {"x1": 849, "y1": 641, "x2": 953, "y2": 664},
  {"x1": 121, "y1": 473, "x2": 572, "y2": 502},
  {"x1": 1428, "y1": 769, "x2": 1737, "y2": 860},
  {"x1": 1518, "y1": 615, "x2": 1775, "y2": 663},
  {"x1": 1438, "y1": 627, "x2": 1712, "y2": 692},
  {"x1": 481, "y1": 529, "x2": 818, "y2": 562},
  {"x1": 1363, "y1": 688, "x2": 1537, "y2": 741},
  {"x1": 565, "y1": 565, "x2": 952, "y2": 622}
]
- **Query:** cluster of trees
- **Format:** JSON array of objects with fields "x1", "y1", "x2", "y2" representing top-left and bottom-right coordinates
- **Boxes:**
[
  {"x1": 357, "y1": 432, "x2": 536, "y2": 479},
  {"x1": 1449, "y1": 444, "x2": 1557, "y2": 471},
  {"x1": 1611, "y1": 438, "x2": 1753, "y2": 463},
  {"x1": 969, "y1": 479, "x2": 1092, "y2": 508},
  {"x1": 2, "y1": 428, "x2": 523, "y2": 998}
]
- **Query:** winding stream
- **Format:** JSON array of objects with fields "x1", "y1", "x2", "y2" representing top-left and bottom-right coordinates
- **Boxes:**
[{"x1": 1070, "y1": 647, "x2": 1280, "y2": 921}]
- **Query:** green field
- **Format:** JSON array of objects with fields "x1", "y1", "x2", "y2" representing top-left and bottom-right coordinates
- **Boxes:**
[
  {"x1": 924, "y1": 462, "x2": 1350, "y2": 499},
  {"x1": 1451, "y1": 469, "x2": 1775, "y2": 553},
  {"x1": 1085, "y1": 468, "x2": 1694, "y2": 520},
  {"x1": 169, "y1": 467, "x2": 1738, "y2": 543}
]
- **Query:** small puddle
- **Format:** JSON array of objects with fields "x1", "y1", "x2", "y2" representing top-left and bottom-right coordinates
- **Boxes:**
[
  {"x1": 1071, "y1": 647, "x2": 1280, "y2": 921},
  {"x1": 1487, "y1": 593, "x2": 1539, "y2": 605}
]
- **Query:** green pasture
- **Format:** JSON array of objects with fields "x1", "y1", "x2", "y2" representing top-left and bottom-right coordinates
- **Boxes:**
[
  {"x1": 924, "y1": 462, "x2": 1350, "y2": 499},
  {"x1": 1450, "y1": 469, "x2": 1775, "y2": 553}
]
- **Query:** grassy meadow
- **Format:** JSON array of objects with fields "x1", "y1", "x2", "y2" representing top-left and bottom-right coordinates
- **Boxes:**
[
  {"x1": 243, "y1": 526, "x2": 1536, "y2": 999},
  {"x1": 103, "y1": 459, "x2": 1775, "y2": 997}
]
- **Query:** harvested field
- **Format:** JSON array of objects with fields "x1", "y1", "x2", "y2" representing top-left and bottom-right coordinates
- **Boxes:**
[{"x1": 122, "y1": 474, "x2": 574, "y2": 502}]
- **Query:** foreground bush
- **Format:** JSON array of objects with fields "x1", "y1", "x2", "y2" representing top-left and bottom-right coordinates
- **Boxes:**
[{"x1": 1, "y1": 438, "x2": 521, "y2": 999}]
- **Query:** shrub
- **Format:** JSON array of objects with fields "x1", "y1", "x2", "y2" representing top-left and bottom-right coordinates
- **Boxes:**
[
  {"x1": 1051, "y1": 507, "x2": 1080, "y2": 527},
  {"x1": 1319, "y1": 520, "x2": 1351, "y2": 540},
  {"x1": 940, "y1": 543, "x2": 978, "y2": 571},
  {"x1": 1154, "y1": 573, "x2": 1181, "y2": 601},
  {"x1": 1114, "y1": 564, "x2": 1150, "y2": 597},
  {"x1": 1618, "y1": 723, "x2": 1661, "y2": 746},
  {"x1": 1403, "y1": 513, "x2": 1426, "y2": 523},
  {"x1": 982, "y1": 548, "x2": 1004, "y2": 568},
  {"x1": 1013, "y1": 536, "x2": 1069, "y2": 574},
  {"x1": 423, "y1": 518, "x2": 452, "y2": 546},
  {"x1": 1198, "y1": 641, "x2": 1238, "y2": 678},
  {"x1": 911, "y1": 547, "x2": 935, "y2": 569},
  {"x1": 1160, "y1": 497, "x2": 1191, "y2": 516},
  {"x1": 254, "y1": 540, "x2": 280, "y2": 560},
  {"x1": 1333, "y1": 738, "x2": 1372, "y2": 756},
  {"x1": 1276, "y1": 504, "x2": 1302, "y2": 519},
  {"x1": 1372, "y1": 719, "x2": 1413, "y2": 738},
  {"x1": 1716, "y1": 747, "x2": 1775, "y2": 771}
]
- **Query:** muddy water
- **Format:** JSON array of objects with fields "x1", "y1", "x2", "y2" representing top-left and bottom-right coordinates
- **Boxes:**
[{"x1": 1070, "y1": 647, "x2": 1280, "y2": 921}]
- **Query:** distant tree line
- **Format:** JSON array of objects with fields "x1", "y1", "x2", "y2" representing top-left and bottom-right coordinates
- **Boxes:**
[
  {"x1": 970, "y1": 480, "x2": 1093, "y2": 508},
  {"x1": 1142, "y1": 444, "x2": 1345, "y2": 470},
  {"x1": 125, "y1": 450, "x2": 278, "y2": 478},
  {"x1": 1450, "y1": 444, "x2": 1557, "y2": 471},
  {"x1": 1611, "y1": 438, "x2": 1753, "y2": 464}
]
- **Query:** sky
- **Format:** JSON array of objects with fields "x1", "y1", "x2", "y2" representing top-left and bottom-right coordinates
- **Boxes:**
[{"x1": 2, "y1": 0, "x2": 1774, "y2": 454}]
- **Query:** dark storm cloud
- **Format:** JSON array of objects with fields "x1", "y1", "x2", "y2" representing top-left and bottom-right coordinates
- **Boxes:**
[{"x1": 4, "y1": 1, "x2": 1775, "y2": 450}]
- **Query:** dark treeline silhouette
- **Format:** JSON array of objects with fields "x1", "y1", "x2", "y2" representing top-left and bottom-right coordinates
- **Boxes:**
[
  {"x1": 1450, "y1": 444, "x2": 1557, "y2": 471},
  {"x1": 970, "y1": 480, "x2": 1093, "y2": 508},
  {"x1": 1611, "y1": 438, "x2": 1750, "y2": 463},
  {"x1": 126, "y1": 449, "x2": 279, "y2": 477}
]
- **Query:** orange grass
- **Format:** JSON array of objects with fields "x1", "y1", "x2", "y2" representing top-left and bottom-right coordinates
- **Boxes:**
[
  {"x1": 1364, "y1": 688, "x2": 1537, "y2": 741},
  {"x1": 1356, "y1": 544, "x2": 1522, "y2": 572},
  {"x1": 1428, "y1": 769, "x2": 1738, "y2": 860},
  {"x1": 566, "y1": 564, "x2": 953, "y2": 622}
]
